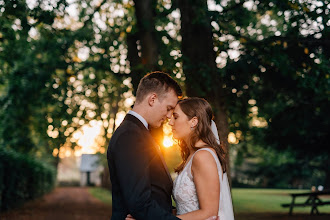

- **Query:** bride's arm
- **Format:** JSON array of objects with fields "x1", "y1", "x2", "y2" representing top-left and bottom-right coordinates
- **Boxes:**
[{"x1": 177, "y1": 150, "x2": 220, "y2": 220}]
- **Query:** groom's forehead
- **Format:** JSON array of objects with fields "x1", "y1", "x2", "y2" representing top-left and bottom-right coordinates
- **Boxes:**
[
  {"x1": 165, "y1": 102, "x2": 176, "y2": 110},
  {"x1": 164, "y1": 91, "x2": 178, "y2": 104}
]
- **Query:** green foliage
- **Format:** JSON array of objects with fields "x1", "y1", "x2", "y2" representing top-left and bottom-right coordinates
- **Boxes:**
[
  {"x1": 0, "y1": 147, "x2": 56, "y2": 211},
  {"x1": 212, "y1": 0, "x2": 330, "y2": 187},
  {"x1": 0, "y1": 0, "x2": 74, "y2": 159},
  {"x1": 0, "y1": 0, "x2": 131, "y2": 160},
  {"x1": 0, "y1": 0, "x2": 329, "y2": 190}
]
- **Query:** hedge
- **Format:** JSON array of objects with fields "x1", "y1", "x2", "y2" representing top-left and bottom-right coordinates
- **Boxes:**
[{"x1": 0, "y1": 147, "x2": 56, "y2": 211}]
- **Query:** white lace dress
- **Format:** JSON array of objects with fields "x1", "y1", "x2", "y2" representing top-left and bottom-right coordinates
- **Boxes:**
[{"x1": 173, "y1": 148, "x2": 234, "y2": 220}]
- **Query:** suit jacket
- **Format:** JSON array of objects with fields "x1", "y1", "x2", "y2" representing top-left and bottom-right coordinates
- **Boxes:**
[{"x1": 107, "y1": 114, "x2": 180, "y2": 220}]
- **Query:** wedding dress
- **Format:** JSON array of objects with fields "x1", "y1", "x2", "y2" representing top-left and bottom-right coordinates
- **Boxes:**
[{"x1": 173, "y1": 121, "x2": 234, "y2": 220}]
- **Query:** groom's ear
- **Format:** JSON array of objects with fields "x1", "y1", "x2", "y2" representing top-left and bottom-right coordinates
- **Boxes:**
[{"x1": 147, "y1": 93, "x2": 157, "y2": 106}]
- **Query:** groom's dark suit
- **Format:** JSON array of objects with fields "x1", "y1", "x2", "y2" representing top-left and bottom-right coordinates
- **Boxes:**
[{"x1": 107, "y1": 114, "x2": 180, "y2": 220}]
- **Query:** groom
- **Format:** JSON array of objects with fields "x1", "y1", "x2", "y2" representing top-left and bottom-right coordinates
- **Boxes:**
[{"x1": 107, "y1": 71, "x2": 182, "y2": 220}]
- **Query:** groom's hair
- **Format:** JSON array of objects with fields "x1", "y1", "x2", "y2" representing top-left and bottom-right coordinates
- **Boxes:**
[{"x1": 135, "y1": 71, "x2": 182, "y2": 104}]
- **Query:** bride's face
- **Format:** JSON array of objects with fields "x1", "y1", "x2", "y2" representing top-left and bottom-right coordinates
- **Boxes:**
[{"x1": 169, "y1": 104, "x2": 194, "y2": 140}]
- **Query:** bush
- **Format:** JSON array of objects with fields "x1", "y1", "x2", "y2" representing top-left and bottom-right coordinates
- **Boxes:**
[{"x1": 0, "y1": 147, "x2": 56, "y2": 211}]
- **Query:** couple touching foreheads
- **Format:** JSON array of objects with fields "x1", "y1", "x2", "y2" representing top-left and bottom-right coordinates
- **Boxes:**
[{"x1": 107, "y1": 71, "x2": 234, "y2": 220}]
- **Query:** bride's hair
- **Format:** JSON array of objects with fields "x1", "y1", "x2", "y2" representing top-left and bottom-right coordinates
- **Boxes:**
[{"x1": 174, "y1": 97, "x2": 227, "y2": 174}]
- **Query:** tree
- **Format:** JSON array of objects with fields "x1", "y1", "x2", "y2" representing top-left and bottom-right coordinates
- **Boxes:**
[
  {"x1": 209, "y1": 0, "x2": 330, "y2": 188},
  {"x1": 176, "y1": 0, "x2": 231, "y2": 178},
  {"x1": 1, "y1": 0, "x2": 328, "y2": 189},
  {"x1": 0, "y1": 0, "x2": 72, "y2": 161}
]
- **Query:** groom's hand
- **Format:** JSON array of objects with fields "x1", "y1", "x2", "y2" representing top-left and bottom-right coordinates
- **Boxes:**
[
  {"x1": 205, "y1": 216, "x2": 220, "y2": 220},
  {"x1": 126, "y1": 214, "x2": 135, "y2": 220},
  {"x1": 172, "y1": 208, "x2": 177, "y2": 215}
]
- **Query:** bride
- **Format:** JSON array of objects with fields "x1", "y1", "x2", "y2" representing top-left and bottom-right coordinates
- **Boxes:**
[{"x1": 169, "y1": 97, "x2": 234, "y2": 220}]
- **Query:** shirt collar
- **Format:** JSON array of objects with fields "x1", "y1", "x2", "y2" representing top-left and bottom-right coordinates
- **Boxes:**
[{"x1": 128, "y1": 110, "x2": 149, "y2": 130}]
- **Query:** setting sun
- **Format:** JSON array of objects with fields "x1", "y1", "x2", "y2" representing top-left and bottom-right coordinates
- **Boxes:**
[
  {"x1": 162, "y1": 122, "x2": 174, "y2": 148},
  {"x1": 52, "y1": 120, "x2": 106, "y2": 159},
  {"x1": 163, "y1": 136, "x2": 173, "y2": 148}
]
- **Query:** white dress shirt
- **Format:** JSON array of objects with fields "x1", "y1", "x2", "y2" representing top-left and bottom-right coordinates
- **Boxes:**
[{"x1": 128, "y1": 110, "x2": 149, "y2": 130}]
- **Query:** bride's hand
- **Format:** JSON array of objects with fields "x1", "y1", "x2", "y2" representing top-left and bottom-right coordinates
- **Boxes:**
[{"x1": 126, "y1": 214, "x2": 136, "y2": 220}]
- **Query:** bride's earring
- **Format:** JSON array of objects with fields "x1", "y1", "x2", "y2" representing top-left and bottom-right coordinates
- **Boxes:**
[{"x1": 190, "y1": 126, "x2": 194, "y2": 131}]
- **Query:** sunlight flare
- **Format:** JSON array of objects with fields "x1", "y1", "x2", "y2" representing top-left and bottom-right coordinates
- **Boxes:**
[{"x1": 163, "y1": 136, "x2": 173, "y2": 148}]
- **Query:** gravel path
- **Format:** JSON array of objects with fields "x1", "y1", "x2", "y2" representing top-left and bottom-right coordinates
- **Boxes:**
[{"x1": 0, "y1": 187, "x2": 112, "y2": 220}]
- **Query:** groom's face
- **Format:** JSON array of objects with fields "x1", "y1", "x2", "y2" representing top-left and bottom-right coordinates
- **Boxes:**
[{"x1": 149, "y1": 89, "x2": 178, "y2": 128}]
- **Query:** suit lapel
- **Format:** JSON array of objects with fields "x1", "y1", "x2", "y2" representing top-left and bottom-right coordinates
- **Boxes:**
[
  {"x1": 146, "y1": 131, "x2": 173, "y2": 186},
  {"x1": 124, "y1": 114, "x2": 173, "y2": 185}
]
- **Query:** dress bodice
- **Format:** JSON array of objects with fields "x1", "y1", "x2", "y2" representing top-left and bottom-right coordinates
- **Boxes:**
[
  {"x1": 173, "y1": 148, "x2": 234, "y2": 219},
  {"x1": 173, "y1": 154, "x2": 199, "y2": 215}
]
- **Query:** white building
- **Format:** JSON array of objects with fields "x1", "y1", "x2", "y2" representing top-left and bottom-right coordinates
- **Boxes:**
[{"x1": 79, "y1": 154, "x2": 103, "y2": 186}]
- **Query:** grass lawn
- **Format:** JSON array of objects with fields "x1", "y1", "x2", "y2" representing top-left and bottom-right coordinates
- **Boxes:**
[
  {"x1": 88, "y1": 187, "x2": 330, "y2": 216},
  {"x1": 232, "y1": 188, "x2": 330, "y2": 214},
  {"x1": 88, "y1": 187, "x2": 112, "y2": 205}
]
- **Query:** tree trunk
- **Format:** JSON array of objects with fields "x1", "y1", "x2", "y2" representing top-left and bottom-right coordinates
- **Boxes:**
[
  {"x1": 127, "y1": 31, "x2": 143, "y2": 96},
  {"x1": 128, "y1": 0, "x2": 159, "y2": 93},
  {"x1": 128, "y1": 0, "x2": 164, "y2": 146},
  {"x1": 101, "y1": 165, "x2": 112, "y2": 190},
  {"x1": 53, "y1": 153, "x2": 60, "y2": 172},
  {"x1": 178, "y1": 0, "x2": 231, "y2": 184},
  {"x1": 132, "y1": 0, "x2": 159, "y2": 70},
  {"x1": 128, "y1": 0, "x2": 159, "y2": 95},
  {"x1": 324, "y1": 173, "x2": 330, "y2": 190},
  {"x1": 324, "y1": 160, "x2": 330, "y2": 189}
]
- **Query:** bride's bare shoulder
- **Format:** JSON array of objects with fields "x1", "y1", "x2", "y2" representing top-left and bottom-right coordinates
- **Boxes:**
[
  {"x1": 192, "y1": 148, "x2": 217, "y2": 169},
  {"x1": 195, "y1": 147, "x2": 217, "y2": 156}
]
